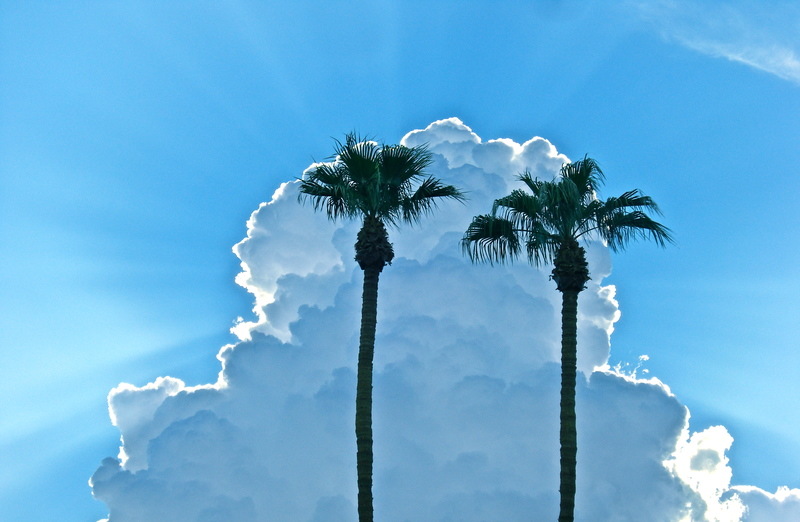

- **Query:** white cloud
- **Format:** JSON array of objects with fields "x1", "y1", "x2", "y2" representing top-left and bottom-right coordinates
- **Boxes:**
[
  {"x1": 733, "y1": 486, "x2": 800, "y2": 521},
  {"x1": 231, "y1": 180, "x2": 346, "y2": 343},
  {"x1": 631, "y1": 0, "x2": 800, "y2": 84},
  {"x1": 665, "y1": 425, "x2": 747, "y2": 521},
  {"x1": 91, "y1": 119, "x2": 798, "y2": 520}
]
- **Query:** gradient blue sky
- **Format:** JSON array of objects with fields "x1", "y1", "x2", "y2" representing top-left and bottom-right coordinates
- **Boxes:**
[{"x1": 1, "y1": 1, "x2": 798, "y2": 520}]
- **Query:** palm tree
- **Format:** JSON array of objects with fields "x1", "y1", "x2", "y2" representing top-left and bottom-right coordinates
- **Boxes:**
[
  {"x1": 461, "y1": 156, "x2": 672, "y2": 522},
  {"x1": 299, "y1": 134, "x2": 464, "y2": 522}
]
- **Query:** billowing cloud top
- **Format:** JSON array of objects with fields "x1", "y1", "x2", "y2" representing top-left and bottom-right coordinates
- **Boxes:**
[{"x1": 90, "y1": 118, "x2": 800, "y2": 521}]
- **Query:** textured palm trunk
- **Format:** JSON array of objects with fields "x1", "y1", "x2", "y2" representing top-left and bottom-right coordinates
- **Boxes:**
[
  {"x1": 356, "y1": 265, "x2": 379, "y2": 522},
  {"x1": 353, "y1": 216, "x2": 393, "y2": 522},
  {"x1": 552, "y1": 240, "x2": 589, "y2": 522},
  {"x1": 558, "y1": 289, "x2": 579, "y2": 522}
]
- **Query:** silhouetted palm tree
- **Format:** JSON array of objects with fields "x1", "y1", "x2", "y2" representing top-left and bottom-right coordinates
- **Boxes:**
[
  {"x1": 299, "y1": 134, "x2": 464, "y2": 522},
  {"x1": 462, "y1": 156, "x2": 672, "y2": 522}
]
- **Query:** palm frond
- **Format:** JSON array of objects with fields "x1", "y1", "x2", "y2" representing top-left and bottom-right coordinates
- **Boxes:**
[
  {"x1": 579, "y1": 188, "x2": 673, "y2": 250},
  {"x1": 335, "y1": 134, "x2": 381, "y2": 187},
  {"x1": 599, "y1": 189, "x2": 662, "y2": 215},
  {"x1": 552, "y1": 177, "x2": 587, "y2": 236},
  {"x1": 461, "y1": 215, "x2": 521, "y2": 264},
  {"x1": 401, "y1": 177, "x2": 465, "y2": 224},
  {"x1": 598, "y1": 210, "x2": 674, "y2": 251},
  {"x1": 380, "y1": 144, "x2": 434, "y2": 186},
  {"x1": 518, "y1": 171, "x2": 547, "y2": 195},
  {"x1": 493, "y1": 189, "x2": 540, "y2": 232},
  {"x1": 298, "y1": 164, "x2": 358, "y2": 221},
  {"x1": 525, "y1": 232, "x2": 561, "y2": 266},
  {"x1": 560, "y1": 155, "x2": 604, "y2": 195}
]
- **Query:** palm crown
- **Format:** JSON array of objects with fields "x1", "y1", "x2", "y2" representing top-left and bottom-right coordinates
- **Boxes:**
[
  {"x1": 299, "y1": 133, "x2": 464, "y2": 227},
  {"x1": 462, "y1": 156, "x2": 673, "y2": 266}
]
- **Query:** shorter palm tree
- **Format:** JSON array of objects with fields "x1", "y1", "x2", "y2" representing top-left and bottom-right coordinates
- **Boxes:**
[
  {"x1": 462, "y1": 156, "x2": 672, "y2": 522},
  {"x1": 299, "y1": 134, "x2": 464, "y2": 522}
]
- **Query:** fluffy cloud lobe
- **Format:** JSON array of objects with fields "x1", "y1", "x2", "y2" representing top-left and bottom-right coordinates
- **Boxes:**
[{"x1": 90, "y1": 119, "x2": 800, "y2": 521}]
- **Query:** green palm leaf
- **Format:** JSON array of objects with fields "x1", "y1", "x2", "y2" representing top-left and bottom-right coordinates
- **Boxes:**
[{"x1": 461, "y1": 214, "x2": 521, "y2": 264}]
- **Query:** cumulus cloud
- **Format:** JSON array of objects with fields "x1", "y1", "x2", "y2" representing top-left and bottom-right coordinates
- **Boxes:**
[
  {"x1": 90, "y1": 118, "x2": 799, "y2": 521},
  {"x1": 733, "y1": 486, "x2": 800, "y2": 521},
  {"x1": 631, "y1": 0, "x2": 800, "y2": 84}
]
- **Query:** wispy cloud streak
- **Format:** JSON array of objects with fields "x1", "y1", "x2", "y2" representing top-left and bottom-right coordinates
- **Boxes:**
[{"x1": 632, "y1": 0, "x2": 800, "y2": 84}]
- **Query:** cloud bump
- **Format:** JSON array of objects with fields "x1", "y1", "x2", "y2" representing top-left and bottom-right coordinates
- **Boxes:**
[{"x1": 90, "y1": 119, "x2": 800, "y2": 521}]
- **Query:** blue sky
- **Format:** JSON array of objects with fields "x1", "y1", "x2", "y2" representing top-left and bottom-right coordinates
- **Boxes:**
[{"x1": 1, "y1": 1, "x2": 799, "y2": 520}]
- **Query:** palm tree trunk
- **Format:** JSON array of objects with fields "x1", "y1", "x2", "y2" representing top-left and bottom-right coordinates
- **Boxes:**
[
  {"x1": 558, "y1": 289, "x2": 579, "y2": 522},
  {"x1": 356, "y1": 265, "x2": 380, "y2": 522}
]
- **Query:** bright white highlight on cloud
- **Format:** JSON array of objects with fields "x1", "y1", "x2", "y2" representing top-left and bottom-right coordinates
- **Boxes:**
[
  {"x1": 666, "y1": 425, "x2": 747, "y2": 521},
  {"x1": 633, "y1": 0, "x2": 800, "y2": 84},
  {"x1": 90, "y1": 119, "x2": 799, "y2": 521},
  {"x1": 231, "y1": 181, "x2": 345, "y2": 343}
]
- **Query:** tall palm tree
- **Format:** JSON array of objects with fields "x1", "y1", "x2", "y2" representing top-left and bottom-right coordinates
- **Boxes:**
[
  {"x1": 461, "y1": 157, "x2": 672, "y2": 522},
  {"x1": 299, "y1": 134, "x2": 464, "y2": 522}
]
